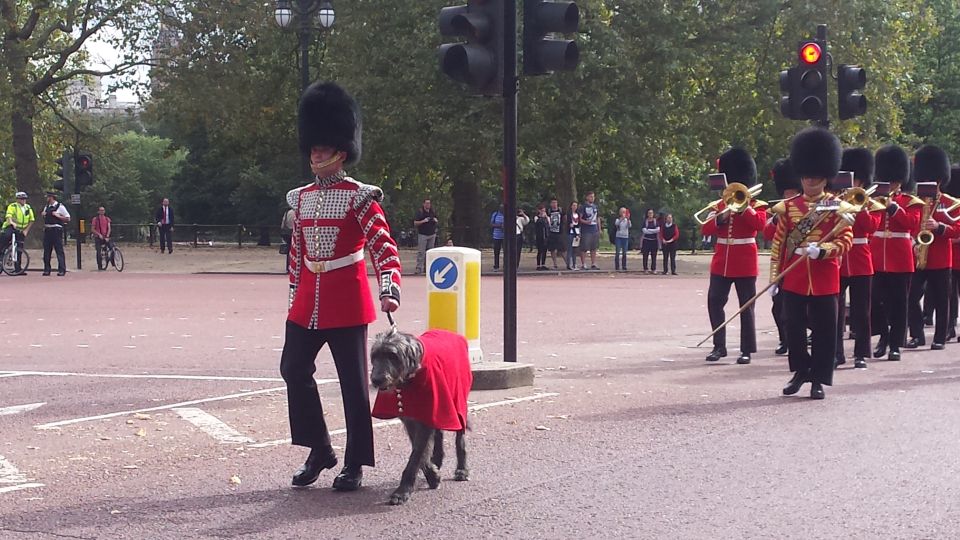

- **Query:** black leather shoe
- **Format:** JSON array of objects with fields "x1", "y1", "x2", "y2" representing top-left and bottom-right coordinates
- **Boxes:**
[
  {"x1": 931, "y1": 342, "x2": 945, "y2": 350},
  {"x1": 947, "y1": 328, "x2": 957, "y2": 341},
  {"x1": 810, "y1": 382, "x2": 825, "y2": 400},
  {"x1": 835, "y1": 355, "x2": 846, "y2": 367},
  {"x1": 42, "y1": 271, "x2": 50, "y2": 276},
  {"x1": 889, "y1": 348, "x2": 901, "y2": 361},
  {"x1": 775, "y1": 343, "x2": 788, "y2": 355},
  {"x1": 854, "y1": 357, "x2": 867, "y2": 369},
  {"x1": 291, "y1": 447, "x2": 337, "y2": 487},
  {"x1": 873, "y1": 337, "x2": 888, "y2": 358},
  {"x1": 924, "y1": 315, "x2": 934, "y2": 327},
  {"x1": 905, "y1": 337, "x2": 925, "y2": 349},
  {"x1": 705, "y1": 347, "x2": 727, "y2": 362},
  {"x1": 783, "y1": 371, "x2": 807, "y2": 396},
  {"x1": 332, "y1": 465, "x2": 363, "y2": 491},
  {"x1": 736, "y1": 353, "x2": 751, "y2": 365}
]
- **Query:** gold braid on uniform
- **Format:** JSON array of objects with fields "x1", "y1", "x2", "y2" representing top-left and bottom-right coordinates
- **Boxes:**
[{"x1": 768, "y1": 200, "x2": 788, "y2": 283}]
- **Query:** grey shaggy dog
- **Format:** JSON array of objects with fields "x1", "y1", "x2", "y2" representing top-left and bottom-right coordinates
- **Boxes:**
[{"x1": 370, "y1": 329, "x2": 469, "y2": 506}]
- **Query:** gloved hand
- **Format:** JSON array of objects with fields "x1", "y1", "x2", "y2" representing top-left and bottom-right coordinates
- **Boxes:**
[
  {"x1": 769, "y1": 284, "x2": 779, "y2": 298},
  {"x1": 806, "y1": 242, "x2": 823, "y2": 260},
  {"x1": 886, "y1": 202, "x2": 900, "y2": 216}
]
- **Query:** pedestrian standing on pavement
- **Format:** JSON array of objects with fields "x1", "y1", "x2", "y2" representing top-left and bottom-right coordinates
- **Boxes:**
[
  {"x1": 566, "y1": 201, "x2": 581, "y2": 270},
  {"x1": 546, "y1": 198, "x2": 564, "y2": 270},
  {"x1": 41, "y1": 191, "x2": 70, "y2": 276},
  {"x1": 1, "y1": 192, "x2": 35, "y2": 275},
  {"x1": 515, "y1": 208, "x2": 530, "y2": 270},
  {"x1": 577, "y1": 192, "x2": 601, "y2": 270},
  {"x1": 490, "y1": 205, "x2": 505, "y2": 271},
  {"x1": 280, "y1": 81, "x2": 402, "y2": 492},
  {"x1": 640, "y1": 209, "x2": 659, "y2": 273},
  {"x1": 614, "y1": 207, "x2": 631, "y2": 271},
  {"x1": 534, "y1": 204, "x2": 551, "y2": 270},
  {"x1": 659, "y1": 213, "x2": 680, "y2": 275},
  {"x1": 155, "y1": 198, "x2": 175, "y2": 254},
  {"x1": 413, "y1": 198, "x2": 437, "y2": 275},
  {"x1": 91, "y1": 206, "x2": 115, "y2": 270}
]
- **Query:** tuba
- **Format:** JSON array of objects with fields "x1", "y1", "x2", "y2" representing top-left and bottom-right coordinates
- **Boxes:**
[{"x1": 693, "y1": 183, "x2": 763, "y2": 225}]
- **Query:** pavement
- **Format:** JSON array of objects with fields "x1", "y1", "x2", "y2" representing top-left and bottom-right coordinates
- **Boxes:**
[{"x1": 1, "y1": 249, "x2": 960, "y2": 539}]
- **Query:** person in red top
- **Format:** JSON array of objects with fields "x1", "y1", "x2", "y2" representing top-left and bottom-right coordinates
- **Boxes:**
[
  {"x1": 869, "y1": 145, "x2": 924, "y2": 361},
  {"x1": 772, "y1": 128, "x2": 853, "y2": 400},
  {"x1": 90, "y1": 206, "x2": 114, "y2": 270},
  {"x1": 765, "y1": 158, "x2": 801, "y2": 356},
  {"x1": 280, "y1": 81, "x2": 402, "y2": 492},
  {"x1": 948, "y1": 164, "x2": 960, "y2": 342},
  {"x1": 701, "y1": 148, "x2": 767, "y2": 364},
  {"x1": 836, "y1": 149, "x2": 881, "y2": 369},
  {"x1": 906, "y1": 145, "x2": 957, "y2": 350}
]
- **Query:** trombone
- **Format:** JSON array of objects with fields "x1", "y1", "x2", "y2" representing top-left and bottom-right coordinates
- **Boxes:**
[{"x1": 693, "y1": 183, "x2": 763, "y2": 225}]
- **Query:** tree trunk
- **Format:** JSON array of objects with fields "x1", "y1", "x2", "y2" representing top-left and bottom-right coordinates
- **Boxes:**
[
  {"x1": 450, "y1": 171, "x2": 484, "y2": 248},
  {"x1": 555, "y1": 159, "x2": 577, "y2": 207}
]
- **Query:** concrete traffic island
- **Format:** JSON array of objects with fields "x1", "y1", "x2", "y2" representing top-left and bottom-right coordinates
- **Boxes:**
[{"x1": 470, "y1": 362, "x2": 535, "y2": 390}]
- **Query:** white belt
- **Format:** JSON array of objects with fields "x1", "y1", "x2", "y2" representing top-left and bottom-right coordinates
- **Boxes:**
[
  {"x1": 715, "y1": 237, "x2": 756, "y2": 245},
  {"x1": 303, "y1": 250, "x2": 364, "y2": 274},
  {"x1": 852, "y1": 238, "x2": 869, "y2": 245},
  {"x1": 873, "y1": 231, "x2": 911, "y2": 239}
]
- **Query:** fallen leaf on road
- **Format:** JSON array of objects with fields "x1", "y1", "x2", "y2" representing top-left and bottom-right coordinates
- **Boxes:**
[
  {"x1": 135, "y1": 428, "x2": 146, "y2": 437},
  {"x1": 133, "y1": 413, "x2": 151, "y2": 420},
  {"x1": 125, "y1": 420, "x2": 134, "y2": 425},
  {"x1": 535, "y1": 425, "x2": 551, "y2": 431},
  {"x1": 229, "y1": 475, "x2": 242, "y2": 485},
  {"x1": 98, "y1": 436, "x2": 112, "y2": 441},
  {"x1": 547, "y1": 415, "x2": 570, "y2": 420},
  {"x1": 26, "y1": 446, "x2": 39, "y2": 450},
  {"x1": 109, "y1": 510, "x2": 122, "y2": 515}
]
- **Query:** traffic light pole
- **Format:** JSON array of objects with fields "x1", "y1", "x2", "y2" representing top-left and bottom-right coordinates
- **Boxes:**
[{"x1": 502, "y1": 0, "x2": 518, "y2": 363}]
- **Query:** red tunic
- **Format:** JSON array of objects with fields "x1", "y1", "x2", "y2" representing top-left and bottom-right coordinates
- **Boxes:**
[
  {"x1": 287, "y1": 175, "x2": 402, "y2": 330},
  {"x1": 916, "y1": 196, "x2": 960, "y2": 270},
  {"x1": 770, "y1": 193, "x2": 853, "y2": 296},
  {"x1": 701, "y1": 200, "x2": 766, "y2": 278},
  {"x1": 869, "y1": 193, "x2": 923, "y2": 274},
  {"x1": 840, "y1": 210, "x2": 881, "y2": 277},
  {"x1": 372, "y1": 330, "x2": 473, "y2": 431}
]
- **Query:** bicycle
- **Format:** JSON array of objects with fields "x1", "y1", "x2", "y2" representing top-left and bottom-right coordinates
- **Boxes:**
[
  {"x1": 0, "y1": 230, "x2": 30, "y2": 276},
  {"x1": 96, "y1": 239, "x2": 125, "y2": 272}
]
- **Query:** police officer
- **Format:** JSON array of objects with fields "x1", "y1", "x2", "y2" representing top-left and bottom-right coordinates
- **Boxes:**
[{"x1": 41, "y1": 191, "x2": 70, "y2": 276}]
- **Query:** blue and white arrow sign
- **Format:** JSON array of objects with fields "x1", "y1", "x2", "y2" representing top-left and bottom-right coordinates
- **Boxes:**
[{"x1": 430, "y1": 257, "x2": 458, "y2": 290}]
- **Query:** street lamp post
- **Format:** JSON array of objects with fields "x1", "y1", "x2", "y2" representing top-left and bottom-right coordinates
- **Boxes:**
[{"x1": 274, "y1": 0, "x2": 335, "y2": 180}]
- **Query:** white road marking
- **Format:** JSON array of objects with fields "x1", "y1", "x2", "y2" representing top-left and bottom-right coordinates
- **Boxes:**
[
  {"x1": 77, "y1": 344, "x2": 89, "y2": 348},
  {"x1": 173, "y1": 408, "x2": 255, "y2": 444},
  {"x1": 124, "y1": 345, "x2": 137, "y2": 349},
  {"x1": 0, "y1": 455, "x2": 27, "y2": 483},
  {"x1": 0, "y1": 370, "x2": 290, "y2": 382},
  {"x1": 0, "y1": 402, "x2": 45, "y2": 416},
  {"x1": 0, "y1": 483, "x2": 44, "y2": 495},
  {"x1": 248, "y1": 392, "x2": 560, "y2": 449},
  {"x1": 0, "y1": 373, "x2": 25, "y2": 379}
]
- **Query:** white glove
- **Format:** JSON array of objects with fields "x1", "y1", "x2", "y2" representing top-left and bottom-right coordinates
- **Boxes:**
[
  {"x1": 769, "y1": 284, "x2": 779, "y2": 298},
  {"x1": 806, "y1": 242, "x2": 823, "y2": 260}
]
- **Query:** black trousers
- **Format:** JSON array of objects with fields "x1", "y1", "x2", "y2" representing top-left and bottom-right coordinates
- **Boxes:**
[
  {"x1": 772, "y1": 291, "x2": 788, "y2": 345},
  {"x1": 42, "y1": 227, "x2": 66, "y2": 273},
  {"x1": 661, "y1": 245, "x2": 677, "y2": 274},
  {"x1": 536, "y1": 242, "x2": 548, "y2": 266},
  {"x1": 492, "y1": 238, "x2": 503, "y2": 269},
  {"x1": 279, "y1": 321, "x2": 374, "y2": 467},
  {"x1": 950, "y1": 270, "x2": 960, "y2": 330},
  {"x1": 909, "y1": 269, "x2": 951, "y2": 345},
  {"x1": 872, "y1": 271, "x2": 911, "y2": 350},
  {"x1": 641, "y1": 240, "x2": 658, "y2": 271},
  {"x1": 158, "y1": 224, "x2": 173, "y2": 253},
  {"x1": 707, "y1": 274, "x2": 757, "y2": 353},
  {"x1": 838, "y1": 275, "x2": 872, "y2": 359},
  {"x1": 785, "y1": 291, "x2": 837, "y2": 385}
]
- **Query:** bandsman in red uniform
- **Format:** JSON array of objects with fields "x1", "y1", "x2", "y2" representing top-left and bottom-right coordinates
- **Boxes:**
[
  {"x1": 905, "y1": 145, "x2": 957, "y2": 350},
  {"x1": 281, "y1": 82, "x2": 402, "y2": 492},
  {"x1": 771, "y1": 128, "x2": 853, "y2": 400},
  {"x1": 702, "y1": 148, "x2": 767, "y2": 364},
  {"x1": 836, "y1": 148, "x2": 881, "y2": 369},
  {"x1": 948, "y1": 164, "x2": 960, "y2": 342},
  {"x1": 869, "y1": 145, "x2": 923, "y2": 361},
  {"x1": 764, "y1": 158, "x2": 801, "y2": 356}
]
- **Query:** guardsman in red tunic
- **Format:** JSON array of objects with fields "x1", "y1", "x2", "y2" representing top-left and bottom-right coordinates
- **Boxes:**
[
  {"x1": 869, "y1": 145, "x2": 923, "y2": 361},
  {"x1": 772, "y1": 128, "x2": 853, "y2": 400},
  {"x1": 281, "y1": 82, "x2": 402, "y2": 492},
  {"x1": 836, "y1": 148, "x2": 881, "y2": 369},
  {"x1": 906, "y1": 146, "x2": 958, "y2": 350},
  {"x1": 702, "y1": 148, "x2": 767, "y2": 364},
  {"x1": 765, "y1": 158, "x2": 801, "y2": 356},
  {"x1": 948, "y1": 164, "x2": 960, "y2": 342}
]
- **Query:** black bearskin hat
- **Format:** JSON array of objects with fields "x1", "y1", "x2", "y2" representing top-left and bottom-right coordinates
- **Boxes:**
[
  {"x1": 771, "y1": 158, "x2": 801, "y2": 197},
  {"x1": 841, "y1": 148, "x2": 874, "y2": 187},
  {"x1": 717, "y1": 147, "x2": 757, "y2": 187},
  {"x1": 298, "y1": 81, "x2": 362, "y2": 166},
  {"x1": 789, "y1": 127, "x2": 842, "y2": 179},
  {"x1": 874, "y1": 144, "x2": 910, "y2": 186},
  {"x1": 913, "y1": 144, "x2": 951, "y2": 187},
  {"x1": 946, "y1": 164, "x2": 960, "y2": 198}
]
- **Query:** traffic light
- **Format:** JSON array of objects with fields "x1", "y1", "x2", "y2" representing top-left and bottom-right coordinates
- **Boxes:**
[
  {"x1": 780, "y1": 39, "x2": 828, "y2": 123},
  {"x1": 837, "y1": 64, "x2": 867, "y2": 120},
  {"x1": 438, "y1": 0, "x2": 504, "y2": 96},
  {"x1": 53, "y1": 152, "x2": 74, "y2": 194},
  {"x1": 75, "y1": 153, "x2": 94, "y2": 191},
  {"x1": 522, "y1": 1, "x2": 580, "y2": 75}
]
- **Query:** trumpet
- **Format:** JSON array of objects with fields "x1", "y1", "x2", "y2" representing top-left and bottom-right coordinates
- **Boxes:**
[
  {"x1": 840, "y1": 185, "x2": 885, "y2": 211},
  {"x1": 693, "y1": 183, "x2": 763, "y2": 225}
]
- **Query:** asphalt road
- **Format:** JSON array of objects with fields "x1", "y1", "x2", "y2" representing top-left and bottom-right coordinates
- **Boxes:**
[{"x1": 1, "y1": 270, "x2": 959, "y2": 539}]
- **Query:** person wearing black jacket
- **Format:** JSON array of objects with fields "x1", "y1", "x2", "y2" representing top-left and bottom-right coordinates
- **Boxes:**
[
  {"x1": 640, "y1": 209, "x2": 659, "y2": 273},
  {"x1": 155, "y1": 198, "x2": 175, "y2": 254}
]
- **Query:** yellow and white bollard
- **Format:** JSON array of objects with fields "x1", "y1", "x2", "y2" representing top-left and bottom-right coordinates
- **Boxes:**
[{"x1": 426, "y1": 246, "x2": 482, "y2": 363}]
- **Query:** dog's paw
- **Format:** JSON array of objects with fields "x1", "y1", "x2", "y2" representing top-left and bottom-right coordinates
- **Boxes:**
[
  {"x1": 454, "y1": 468, "x2": 470, "y2": 481},
  {"x1": 424, "y1": 465, "x2": 441, "y2": 489},
  {"x1": 388, "y1": 489, "x2": 412, "y2": 506}
]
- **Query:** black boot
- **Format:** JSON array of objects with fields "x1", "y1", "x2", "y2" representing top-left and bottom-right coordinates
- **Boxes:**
[
  {"x1": 736, "y1": 353, "x2": 751, "y2": 365},
  {"x1": 775, "y1": 343, "x2": 788, "y2": 355},
  {"x1": 889, "y1": 348, "x2": 901, "y2": 361},
  {"x1": 873, "y1": 336, "x2": 888, "y2": 358},
  {"x1": 854, "y1": 357, "x2": 867, "y2": 369},
  {"x1": 810, "y1": 382, "x2": 825, "y2": 400},
  {"x1": 705, "y1": 346, "x2": 727, "y2": 362},
  {"x1": 835, "y1": 354, "x2": 846, "y2": 367},
  {"x1": 292, "y1": 447, "x2": 338, "y2": 487},
  {"x1": 783, "y1": 371, "x2": 808, "y2": 396},
  {"x1": 905, "y1": 336, "x2": 925, "y2": 349},
  {"x1": 332, "y1": 464, "x2": 363, "y2": 491}
]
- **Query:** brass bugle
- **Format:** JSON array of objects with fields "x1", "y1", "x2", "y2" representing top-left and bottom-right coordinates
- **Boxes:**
[{"x1": 693, "y1": 183, "x2": 762, "y2": 225}]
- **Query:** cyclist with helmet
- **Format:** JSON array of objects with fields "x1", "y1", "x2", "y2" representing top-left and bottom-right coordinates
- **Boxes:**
[{"x1": 1, "y1": 192, "x2": 36, "y2": 274}]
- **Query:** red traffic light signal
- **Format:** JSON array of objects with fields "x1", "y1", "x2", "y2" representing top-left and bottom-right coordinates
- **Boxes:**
[
  {"x1": 74, "y1": 152, "x2": 94, "y2": 190},
  {"x1": 800, "y1": 42, "x2": 821, "y2": 65}
]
